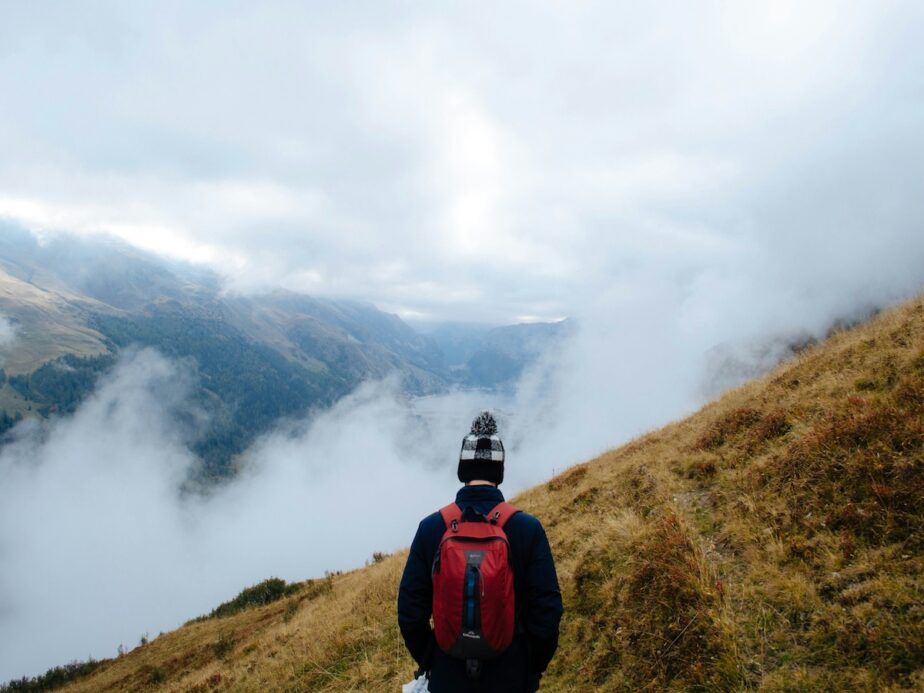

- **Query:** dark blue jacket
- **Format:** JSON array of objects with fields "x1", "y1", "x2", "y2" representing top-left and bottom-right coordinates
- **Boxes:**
[{"x1": 398, "y1": 485, "x2": 563, "y2": 692}]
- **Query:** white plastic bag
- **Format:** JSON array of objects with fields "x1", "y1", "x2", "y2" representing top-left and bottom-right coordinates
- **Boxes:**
[{"x1": 401, "y1": 673, "x2": 429, "y2": 693}]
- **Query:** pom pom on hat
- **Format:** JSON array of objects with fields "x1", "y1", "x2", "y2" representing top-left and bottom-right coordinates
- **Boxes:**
[
  {"x1": 470, "y1": 411, "x2": 498, "y2": 436},
  {"x1": 458, "y1": 411, "x2": 505, "y2": 485}
]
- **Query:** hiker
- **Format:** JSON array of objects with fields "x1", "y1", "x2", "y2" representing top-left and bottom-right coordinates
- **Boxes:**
[{"x1": 398, "y1": 412, "x2": 563, "y2": 692}]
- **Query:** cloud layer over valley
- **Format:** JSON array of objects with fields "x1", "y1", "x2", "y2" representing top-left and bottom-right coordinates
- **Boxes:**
[{"x1": 0, "y1": 351, "x2": 468, "y2": 679}]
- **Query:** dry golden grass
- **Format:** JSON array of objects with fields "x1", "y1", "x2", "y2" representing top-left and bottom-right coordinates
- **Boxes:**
[
  {"x1": 54, "y1": 294, "x2": 924, "y2": 692},
  {"x1": 0, "y1": 269, "x2": 111, "y2": 374}
]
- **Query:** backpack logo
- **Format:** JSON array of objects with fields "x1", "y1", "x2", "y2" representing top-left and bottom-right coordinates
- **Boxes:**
[{"x1": 431, "y1": 502, "x2": 518, "y2": 661}]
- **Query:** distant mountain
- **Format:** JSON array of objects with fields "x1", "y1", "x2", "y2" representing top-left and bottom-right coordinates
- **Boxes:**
[
  {"x1": 420, "y1": 319, "x2": 574, "y2": 389},
  {"x1": 0, "y1": 225, "x2": 568, "y2": 475}
]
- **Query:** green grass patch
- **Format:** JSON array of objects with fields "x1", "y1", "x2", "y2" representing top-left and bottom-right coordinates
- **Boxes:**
[
  {"x1": 192, "y1": 577, "x2": 302, "y2": 622},
  {"x1": 1, "y1": 658, "x2": 104, "y2": 692}
]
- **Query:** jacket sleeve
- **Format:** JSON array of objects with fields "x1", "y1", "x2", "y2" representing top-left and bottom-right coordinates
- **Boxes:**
[
  {"x1": 523, "y1": 521, "x2": 563, "y2": 686},
  {"x1": 397, "y1": 519, "x2": 437, "y2": 668}
]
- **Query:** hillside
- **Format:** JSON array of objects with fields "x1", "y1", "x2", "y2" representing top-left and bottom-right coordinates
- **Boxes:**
[
  {"x1": 0, "y1": 228, "x2": 566, "y2": 474},
  {"x1": 10, "y1": 293, "x2": 923, "y2": 692},
  {"x1": 0, "y1": 267, "x2": 111, "y2": 375}
]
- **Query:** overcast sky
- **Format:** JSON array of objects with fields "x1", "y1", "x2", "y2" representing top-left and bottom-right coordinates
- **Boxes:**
[{"x1": 2, "y1": 1, "x2": 922, "y2": 323}]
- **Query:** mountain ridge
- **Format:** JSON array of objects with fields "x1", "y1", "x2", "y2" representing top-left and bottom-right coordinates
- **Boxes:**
[{"x1": 0, "y1": 227, "x2": 569, "y2": 472}]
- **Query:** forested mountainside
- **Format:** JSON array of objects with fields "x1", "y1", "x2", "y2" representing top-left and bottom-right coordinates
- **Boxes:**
[
  {"x1": 18, "y1": 292, "x2": 921, "y2": 692},
  {"x1": 0, "y1": 227, "x2": 568, "y2": 475}
]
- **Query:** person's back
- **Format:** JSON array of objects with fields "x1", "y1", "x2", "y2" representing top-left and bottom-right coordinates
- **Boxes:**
[{"x1": 398, "y1": 413, "x2": 563, "y2": 692}]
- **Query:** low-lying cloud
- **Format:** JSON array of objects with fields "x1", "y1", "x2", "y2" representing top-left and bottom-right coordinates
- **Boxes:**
[
  {"x1": 0, "y1": 350, "x2": 473, "y2": 679},
  {"x1": 0, "y1": 315, "x2": 15, "y2": 352}
]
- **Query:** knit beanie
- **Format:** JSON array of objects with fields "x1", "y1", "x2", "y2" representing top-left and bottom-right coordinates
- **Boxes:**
[{"x1": 458, "y1": 411, "x2": 505, "y2": 485}]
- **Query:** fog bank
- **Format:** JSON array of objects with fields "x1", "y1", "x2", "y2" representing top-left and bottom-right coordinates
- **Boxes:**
[{"x1": 0, "y1": 351, "x2": 483, "y2": 679}]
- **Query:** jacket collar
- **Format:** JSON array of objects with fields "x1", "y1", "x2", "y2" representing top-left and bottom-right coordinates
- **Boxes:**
[{"x1": 455, "y1": 485, "x2": 505, "y2": 504}]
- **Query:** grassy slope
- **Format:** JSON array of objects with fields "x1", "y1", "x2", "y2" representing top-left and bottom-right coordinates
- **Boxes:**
[
  {"x1": 0, "y1": 270, "x2": 110, "y2": 375},
  {"x1": 59, "y1": 295, "x2": 924, "y2": 692}
]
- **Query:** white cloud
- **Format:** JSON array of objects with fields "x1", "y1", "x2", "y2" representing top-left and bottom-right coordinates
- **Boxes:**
[
  {"x1": 0, "y1": 316, "x2": 15, "y2": 349},
  {"x1": 0, "y1": 315, "x2": 16, "y2": 369},
  {"x1": 0, "y1": 1, "x2": 919, "y2": 322}
]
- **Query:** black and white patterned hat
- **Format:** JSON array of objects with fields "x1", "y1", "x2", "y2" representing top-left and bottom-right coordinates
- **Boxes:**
[{"x1": 458, "y1": 411, "x2": 505, "y2": 485}]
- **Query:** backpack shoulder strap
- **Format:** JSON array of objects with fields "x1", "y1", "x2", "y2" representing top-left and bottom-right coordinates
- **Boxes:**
[
  {"x1": 488, "y1": 502, "x2": 519, "y2": 528},
  {"x1": 439, "y1": 503, "x2": 463, "y2": 531}
]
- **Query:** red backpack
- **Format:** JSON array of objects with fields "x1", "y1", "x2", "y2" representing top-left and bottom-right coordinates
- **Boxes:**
[{"x1": 431, "y1": 501, "x2": 519, "y2": 664}]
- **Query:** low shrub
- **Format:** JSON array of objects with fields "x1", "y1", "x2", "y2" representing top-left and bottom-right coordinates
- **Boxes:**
[
  {"x1": 213, "y1": 633, "x2": 234, "y2": 660},
  {"x1": 751, "y1": 410, "x2": 792, "y2": 444},
  {"x1": 283, "y1": 598, "x2": 300, "y2": 623},
  {"x1": 197, "y1": 577, "x2": 302, "y2": 621},
  {"x1": 547, "y1": 465, "x2": 588, "y2": 492},
  {"x1": 143, "y1": 665, "x2": 165, "y2": 685},
  {"x1": 695, "y1": 407, "x2": 762, "y2": 450},
  {"x1": 680, "y1": 455, "x2": 718, "y2": 480},
  {"x1": 1, "y1": 659, "x2": 103, "y2": 692}
]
